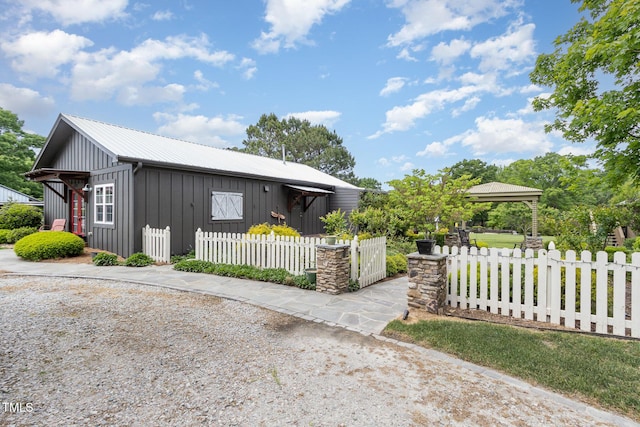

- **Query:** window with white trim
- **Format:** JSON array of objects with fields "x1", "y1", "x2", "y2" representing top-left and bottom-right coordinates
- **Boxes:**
[
  {"x1": 211, "y1": 191, "x2": 243, "y2": 220},
  {"x1": 95, "y1": 183, "x2": 114, "y2": 224}
]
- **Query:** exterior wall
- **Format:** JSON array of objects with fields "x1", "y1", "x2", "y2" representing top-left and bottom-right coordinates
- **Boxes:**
[
  {"x1": 133, "y1": 167, "x2": 329, "y2": 256},
  {"x1": 40, "y1": 131, "x2": 135, "y2": 256},
  {"x1": 51, "y1": 131, "x2": 115, "y2": 171},
  {"x1": 86, "y1": 164, "x2": 134, "y2": 257},
  {"x1": 329, "y1": 187, "x2": 361, "y2": 216},
  {"x1": 0, "y1": 185, "x2": 31, "y2": 204}
]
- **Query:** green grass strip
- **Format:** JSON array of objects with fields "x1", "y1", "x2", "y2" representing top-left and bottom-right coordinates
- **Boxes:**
[{"x1": 385, "y1": 319, "x2": 640, "y2": 420}]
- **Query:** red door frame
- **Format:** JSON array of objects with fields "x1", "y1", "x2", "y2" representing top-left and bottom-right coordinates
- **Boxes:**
[{"x1": 69, "y1": 190, "x2": 86, "y2": 237}]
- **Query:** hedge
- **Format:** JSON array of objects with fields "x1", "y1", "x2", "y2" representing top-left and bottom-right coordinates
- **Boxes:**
[{"x1": 14, "y1": 231, "x2": 85, "y2": 261}]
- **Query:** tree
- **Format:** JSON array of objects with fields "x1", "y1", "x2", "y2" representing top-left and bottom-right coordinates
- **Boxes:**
[
  {"x1": 529, "y1": 0, "x2": 640, "y2": 184},
  {"x1": 240, "y1": 113, "x2": 356, "y2": 182},
  {"x1": 448, "y1": 159, "x2": 499, "y2": 184},
  {"x1": 0, "y1": 108, "x2": 45, "y2": 198},
  {"x1": 387, "y1": 169, "x2": 487, "y2": 234},
  {"x1": 497, "y1": 152, "x2": 610, "y2": 210}
]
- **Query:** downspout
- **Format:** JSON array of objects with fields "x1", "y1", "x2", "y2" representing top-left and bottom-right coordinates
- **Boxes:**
[{"x1": 133, "y1": 161, "x2": 143, "y2": 175}]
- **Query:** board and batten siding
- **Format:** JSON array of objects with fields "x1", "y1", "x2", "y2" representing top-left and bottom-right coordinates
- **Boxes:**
[
  {"x1": 133, "y1": 167, "x2": 329, "y2": 256},
  {"x1": 87, "y1": 164, "x2": 134, "y2": 257},
  {"x1": 51, "y1": 132, "x2": 116, "y2": 171}
]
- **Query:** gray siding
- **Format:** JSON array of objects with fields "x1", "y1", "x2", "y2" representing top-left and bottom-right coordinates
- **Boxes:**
[
  {"x1": 133, "y1": 167, "x2": 328, "y2": 255},
  {"x1": 51, "y1": 132, "x2": 115, "y2": 170},
  {"x1": 329, "y1": 187, "x2": 362, "y2": 216},
  {"x1": 42, "y1": 182, "x2": 69, "y2": 231},
  {"x1": 86, "y1": 164, "x2": 134, "y2": 257}
]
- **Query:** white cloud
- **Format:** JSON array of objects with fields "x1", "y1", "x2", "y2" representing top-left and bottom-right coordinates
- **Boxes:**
[
  {"x1": 252, "y1": 0, "x2": 351, "y2": 54},
  {"x1": 430, "y1": 38, "x2": 471, "y2": 65},
  {"x1": 470, "y1": 22, "x2": 536, "y2": 72},
  {"x1": 238, "y1": 57, "x2": 257, "y2": 80},
  {"x1": 369, "y1": 85, "x2": 481, "y2": 138},
  {"x1": 386, "y1": 0, "x2": 518, "y2": 47},
  {"x1": 1, "y1": 30, "x2": 93, "y2": 79},
  {"x1": 397, "y1": 47, "x2": 418, "y2": 62},
  {"x1": 193, "y1": 70, "x2": 219, "y2": 91},
  {"x1": 399, "y1": 162, "x2": 415, "y2": 171},
  {"x1": 557, "y1": 145, "x2": 595, "y2": 157},
  {"x1": 452, "y1": 96, "x2": 481, "y2": 117},
  {"x1": 117, "y1": 83, "x2": 185, "y2": 106},
  {"x1": 153, "y1": 112, "x2": 246, "y2": 147},
  {"x1": 380, "y1": 77, "x2": 408, "y2": 97},
  {"x1": 152, "y1": 10, "x2": 173, "y2": 21},
  {"x1": 377, "y1": 157, "x2": 390, "y2": 166},
  {"x1": 286, "y1": 110, "x2": 341, "y2": 127},
  {"x1": 20, "y1": 0, "x2": 128, "y2": 26},
  {"x1": 416, "y1": 141, "x2": 449, "y2": 157},
  {"x1": 70, "y1": 34, "x2": 234, "y2": 103},
  {"x1": 0, "y1": 83, "x2": 55, "y2": 116},
  {"x1": 459, "y1": 116, "x2": 552, "y2": 155}
]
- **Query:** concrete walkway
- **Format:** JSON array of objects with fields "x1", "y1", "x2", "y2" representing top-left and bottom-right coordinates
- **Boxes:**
[{"x1": 0, "y1": 249, "x2": 408, "y2": 335}]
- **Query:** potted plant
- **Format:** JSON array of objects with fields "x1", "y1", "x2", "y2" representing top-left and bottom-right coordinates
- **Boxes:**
[
  {"x1": 415, "y1": 224, "x2": 436, "y2": 255},
  {"x1": 320, "y1": 209, "x2": 348, "y2": 245}
]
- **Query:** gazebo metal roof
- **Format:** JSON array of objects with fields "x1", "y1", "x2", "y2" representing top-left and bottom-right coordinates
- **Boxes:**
[{"x1": 467, "y1": 181, "x2": 543, "y2": 237}]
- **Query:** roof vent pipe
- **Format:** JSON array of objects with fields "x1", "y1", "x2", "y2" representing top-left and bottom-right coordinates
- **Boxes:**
[{"x1": 282, "y1": 145, "x2": 286, "y2": 165}]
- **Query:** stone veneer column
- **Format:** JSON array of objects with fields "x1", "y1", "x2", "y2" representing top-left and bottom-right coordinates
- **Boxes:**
[
  {"x1": 407, "y1": 252, "x2": 448, "y2": 314},
  {"x1": 316, "y1": 244, "x2": 350, "y2": 295}
]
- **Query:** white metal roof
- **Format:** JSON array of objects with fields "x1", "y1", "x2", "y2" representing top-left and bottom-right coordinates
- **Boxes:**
[
  {"x1": 0, "y1": 184, "x2": 41, "y2": 204},
  {"x1": 59, "y1": 114, "x2": 359, "y2": 190}
]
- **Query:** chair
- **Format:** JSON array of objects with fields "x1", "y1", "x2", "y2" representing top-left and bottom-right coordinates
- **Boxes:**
[
  {"x1": 457, "y1": 228, "x2": 477, "y2": 248},
  {"x1": 40, "y1": 219, "x2": 66, "y2": 231}
]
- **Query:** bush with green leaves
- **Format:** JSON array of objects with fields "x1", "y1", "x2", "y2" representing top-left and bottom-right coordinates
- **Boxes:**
[
  {"x1": 124, "y1": 252, "x2": 155, "y2": 267},
  {"x1": 247, "y1": 222, "x2": 300, "y2": 237},
  {"x1": 386, "y1": 253, "x2": 407, "y2": 277},
  {"x1": 14, "y1": 231, "x2": 84, "y2": 261},
  {"x1": 0, "y1": 202, "x2": 43, "y2": 230},
  {"x1": 172, "y1": 259, "x2": 311, "y2": 289},
  {"x1": 319, "y1": 209, "x2": 348, "y2": 235},
  {"x1": 93, "y1": 252, "x2": 120, "y2": 266}
]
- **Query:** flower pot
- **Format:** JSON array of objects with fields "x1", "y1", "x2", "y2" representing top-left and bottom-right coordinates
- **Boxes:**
[
  {"x1": 325, "y1": 235, "x2": 337, "y2": 245},
  {"x1": 416, "y1": 239, "x2": 435, "y2": 255},
  {"x1": 304, "y1": 268, "x2": 317, "y2": 284}
]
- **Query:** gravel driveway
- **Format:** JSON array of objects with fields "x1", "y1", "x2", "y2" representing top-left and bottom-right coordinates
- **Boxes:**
[{"x1": 0, "y1": 276, "x2": 633, "y2": 426}]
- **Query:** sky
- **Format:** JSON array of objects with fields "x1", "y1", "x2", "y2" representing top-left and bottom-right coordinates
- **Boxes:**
[{"x1": 0, "y1": 0, "x2": 594, "y2": 187}]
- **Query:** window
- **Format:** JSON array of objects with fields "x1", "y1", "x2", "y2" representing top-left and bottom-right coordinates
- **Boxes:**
[
  {"x1": 211, "y1": 191, "x2": 243, "y2": 220},
  {"x1": 95, "y1": 184, "x2": 114, "y2": 224}
]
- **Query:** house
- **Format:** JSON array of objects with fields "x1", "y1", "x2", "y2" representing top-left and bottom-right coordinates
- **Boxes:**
[
  {"x1": 26, "y1": 114, "x2": 362, "y2": 257},
  {"x1": 0, "y1": 184, "x2": 43, "y2": 207}
]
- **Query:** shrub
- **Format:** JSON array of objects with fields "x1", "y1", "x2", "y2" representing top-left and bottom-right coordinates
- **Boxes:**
[
  {"x1": 14, "y1": 231, "x2": 84, "y2": 261},
  {"x1": 93, "y1": 252, "x2": 119, "y2": 266},
  {"x1": 604, "y1": 246, "x2": 629, "y2": 262},
  {"x1": 8, "y1": 227, "x2": 38, "y2": 243},
  {"x1": 173, "y1": 259, "x2": 214, "y2": 273},
  {"x1": 386, "y1": 253, "x2": 407, "y2": 277},
  {"x1": 476, "y1": 240, "x2": 489, "y2": 249},
  {"x1": 124, "y1": 252, "x2": 155, "y2": 267},
  {"x1": 319, "y1": 209, "x2": 348, "y2": 235},
  {"x1": 0, "y1": 229, "x2": 10, "y2": 244},
  {"x1": 0, "y1": 203, "x2": 43, "y2": 229},
  {"x1": 247, "y1": 222, "x2": 300, "y2": 237},
  {"x1": 171, "y1": 250, "x2": 196, "y2": 264}
]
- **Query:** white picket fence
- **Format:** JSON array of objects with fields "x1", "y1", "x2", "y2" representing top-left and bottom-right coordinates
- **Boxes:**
[
  {"x1": 194, "y1": 229, "x2": 386, "y2": 287},
  {"x1": 352, "y1": 235, "x2": 387, "y2": 288},
  {"x1": 142, "y1": 225, "x2": 171, "y2": 263},
  {"x1": 436, "y1": 246, "x2": 640, "y2": 338}
]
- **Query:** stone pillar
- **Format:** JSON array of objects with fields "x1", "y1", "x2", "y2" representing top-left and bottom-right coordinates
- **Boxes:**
[
  {"x1": 316, "y1": 244, "x2": 350, "y2": 295},
  {"x1": 444, "y1": 233, "x2": 459, "y2": 247},
  {"x1": 407, "y1": 252, "x2": 448, "y2": 314},
  {"x1": 525, "y1": 237, "x2": 543, "y2": 251}
]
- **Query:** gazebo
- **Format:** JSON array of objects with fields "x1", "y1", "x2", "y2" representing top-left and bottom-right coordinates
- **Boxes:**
[{"x1": 467, "y1": 182, "x2": 543, "y2": 249}]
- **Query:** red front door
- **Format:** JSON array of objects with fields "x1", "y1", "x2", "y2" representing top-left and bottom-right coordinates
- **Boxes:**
[{"x1": 70, "y1": 190, "x2": 86, "y2": 236}]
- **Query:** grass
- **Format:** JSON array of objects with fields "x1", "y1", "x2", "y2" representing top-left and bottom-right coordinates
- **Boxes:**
[
  {"x1": 384, "y1": 319, "x2": 640, "y2": 421},
  {"x1": 471, "y1": 232, "x2": 555, "y2": 249}
]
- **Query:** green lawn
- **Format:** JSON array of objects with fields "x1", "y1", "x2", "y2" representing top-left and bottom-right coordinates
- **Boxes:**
[
  {"x1": 384, "y1": 319, "x2": 640, "y2": 421},
  {"x1": 471, "y1": 232, "x2": 555, "y2": 249}
]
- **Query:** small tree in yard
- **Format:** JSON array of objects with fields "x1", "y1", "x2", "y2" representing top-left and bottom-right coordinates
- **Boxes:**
[{"x1": 387, "y1": 170, "x2": 488, "y2": 236}]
